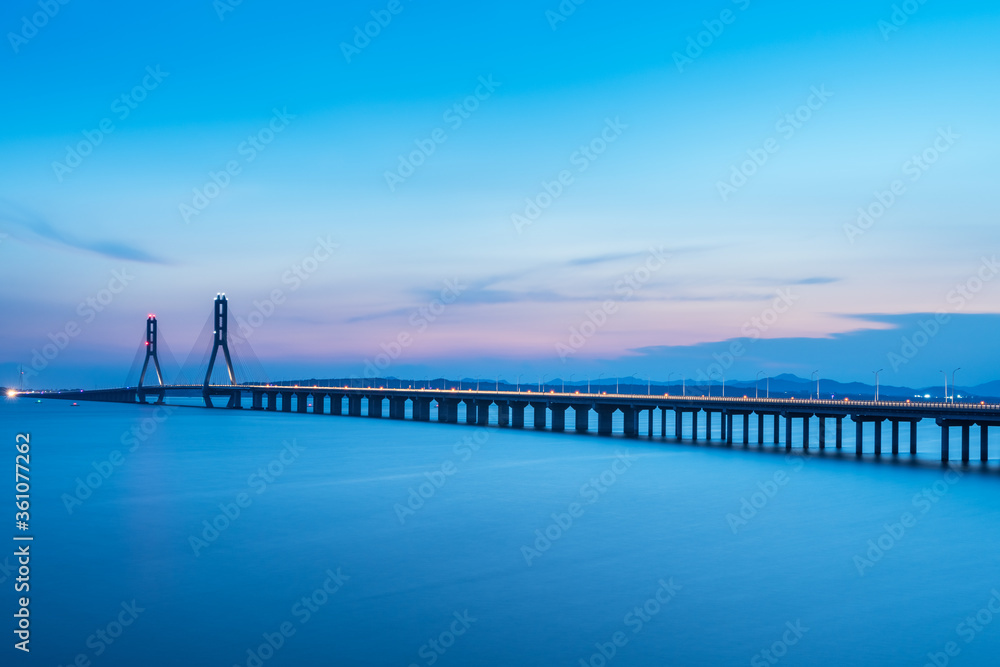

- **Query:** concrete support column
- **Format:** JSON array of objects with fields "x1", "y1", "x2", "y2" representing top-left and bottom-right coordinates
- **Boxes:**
[
  {"x1": 648, "y1": 409, "x2": 654, "y2": 437},
  {"x1": 438, "y1": 399, "x2": 459, "y2": 424},
  {"x1": 348, "y1": 395, "x2": 362, "y2": 417},
  {"x1": 962, "y1": 425, "x2": 971, "y2": 463},
  {"x1": 692, "y1": 411, "x2": 699, "y2": 440},
  {"x1": 836, "y1": 418, "x2": 843, "y2": 449},
  {"x1": 721, "y1": 411, "x2": 728, "y2": 442},
  {"x1": 465, "y1": 400, "x2": 478, "y2": 424},
  {"x1": 296, "y1": 392, "x2": 308, "y2": 413},
  {"x1": 856, "y1": 419, "x2": 864, "y2": 457},
  {"x1": 281, "y1": 393, "x2": 292, "y2": 412},
  {"x1": 726, "y1": 413, "x2": 733, "y2": 445},
  {"x1": 981, "y1": 425, "x2": 989, "y2": 462},
  {"x1": 266, "y1": 392, "x2": 277, "y2": 412},
  {"x1": 313, "y1": 393, "x2": 326, "y2": 414},
  {"x1": 818, "y1": 418, "x2": 826, "y2": 450},
  {"x1": 369, "y1": 396, "x2": 384, "y2": 418},
  {"x1": 531, "y1": 403, "x2": 548, "y2": 430},
  {"x1": 475, "y1": 401, "x2": 491, "y2": 426},
  {"x1": 329, "y1": 395, "x2": 343, "y2": 416},
  {"x1": 891, "y1": 420, "x2": 899, "y2": 455},
  {"x1": 743, "y1": 413, "x2": 750, "y2": 445},
  {"x1": 758, "y1": 413, "x2": 765, "y2": 445},
  {"x1": 874, "y1": 421, "x2": 882, "y2": 456},
  {"x1": 705, "y1": 412, "x2": 713, "y2": 440},
  {"x1": 412, "y1": 398, "x2": 431, "y2": 422},
  {"x1": 941, "y1": 425, "x2": 950, "y2": 462},
  {"x1": 598, "y1": 407, "x2": 615, "y2": 436},
  {"x1": 551, "y1": 405, "x2": 566, "y2": 432},
  {"x1": 497, "y1": 402, "x2": 510, "y2": 427},
  {"x1": 910, "y1": 422, "x2": 918, "y2": 455},
  {"x1": 675, "y1": 409, "x2": 683, "y2": 439},
  {"x1": 802, "y1": 417, "x2": 810, "y2": 451},
  {"x1": 252, "y1": 391, "x2": 263, "y2": 410},
  {"x1": 773, "y1": 414, "x2": 780, "y2": 445},
  {"x1": 661, "y1": 408, "x2": 667, "y2": 437},
  {"x1": 785, "y1": 416, "x2": 793, "y2": 452},
  {"x1": 390, "y1": 397, "x2": 406, "y2": 419},
  {"x1": 510, "y1": 402, "x2": 526, "y2": 429}
]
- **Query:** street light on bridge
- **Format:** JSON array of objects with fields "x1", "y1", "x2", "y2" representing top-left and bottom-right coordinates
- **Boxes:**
[
  {"x1": 811, "y1": 370, "x2": 819, "y2": 400},
  {"x1": 873, "y1": 368, "x2": 883, "y2": 401},
  {"x1": 951, "y1": 367, "x2": 961, "y2": 404}
]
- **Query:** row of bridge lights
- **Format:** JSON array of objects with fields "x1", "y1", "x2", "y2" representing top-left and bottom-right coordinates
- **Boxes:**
[{"x1": 265, "y1": 369, "x2": 965, "y2": 403}]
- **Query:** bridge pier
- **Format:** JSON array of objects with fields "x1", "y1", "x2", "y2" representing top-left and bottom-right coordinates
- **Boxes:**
[
  {"x1": 551, "y1": 404, "x2": 567, "y2": 432},
  {"x1": 648, "y1": 408, "x2": 654, "y2": 437},
  {"x1": 692, "y1": 410, "x2": 699, "y2": 441},
  {"x1": 622, "y1": 407, "x2": 639, "y2": 438},
  {"x1": 785, "y1": 416, "x2": 793, "y2": 452},
  {"x1": 266, "y1": 391, "x2": 277, "y2": 411},
  {"x1": 757, "y1": 413, "x2": 765, "y2": 445},
  {"x1": 911, "y1": 421, "x2": 918, "y2": 454},
  {"x1": 413, "y1": 398, "x2": 431, "y2": 421},
  {"x1": 296, "y1": 392, "x2": 308, "y2": 413},
  {"x1": 330, "y1": 394, "x2": 343, "y2": 416},
  {"x1": 475, "y1": 401, "x2": 491, "y2": 426},
  {"x1": 773, "y1": 414, "x2": 780, "y2": 445},
  {"x1": 510, "y1": 401, "x2": 527, "y2": 428},
  {"x1": 661, "y1": 407, "x2": 667, "y2": 437},
  {"x1": 743, "y1": 413, "x2": 749, "y2": 445},
  {"x1": 726, "y1": 412, "x2": 733, "y2": 445},
  {"x1": 705, "y1": 411, "x2": 713, "y2": 440},
  {"x1": 818, "y1": 417, "x2": 825, "y2": 449},
  {"x1": 465, "y1": 399, "x2": 478, "y2": 425},
  {"x1": 856, "y1": 419, "x2": 863, "y2": 456},
  {"x1": 313, "y1": 393, "x2": 326, "y2": 414},
  {"x1": 891, "y1": 420, "x2": 899, "y2": 455},
  {"x1": 497, "y1": 402, "x2": 510, "y2": 427},
  {"x1": 438, "y1": 399, "x2": 459, "y2": 424},
  {"x1": 720, "y1": 411, "x2": 727, "y2": 442},
  {"x1": 574, "y1": 405, "x2": 590, "y2": 433},
  {"x1": 390, "y1": 397, "x2": 407, "y2": 419},
  {"x1": 674, "y1": 409, "x2": 683, "y2": 439},
  {"x1": 836, "y1": 417, "x2": 843, "y2": 449},
  {"x1": 531, "y1": 403, "x2": 548, "y2": 429},
  {"x1": 369, "y1": 396, "x2": 384, "y2": 418},
  {"x1": 597, "y1": 407, "x2": 615, "y2": 436},
  {"x1": 252, "y1": 391, "x2": 263, "y2": 410},
  {"x1": 982, "y1": 425, "x2": 989, "y2": 462}
]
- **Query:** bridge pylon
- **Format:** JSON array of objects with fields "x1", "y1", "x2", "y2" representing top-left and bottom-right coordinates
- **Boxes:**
[
  {"x1": 204, "y1": 294, "x2": 236, "y2": 387},
  {"x1": 137, "y1": 315, "x2": 165, "y2": 404}
]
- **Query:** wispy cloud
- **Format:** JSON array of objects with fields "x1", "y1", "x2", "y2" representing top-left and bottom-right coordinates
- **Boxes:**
[{"x1": 0, "y1": 200, "x2": 169, "y2": 264}]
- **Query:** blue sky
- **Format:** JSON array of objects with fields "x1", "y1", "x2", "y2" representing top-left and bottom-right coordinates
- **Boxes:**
[{"x1": 2, "y1": 0, "x2": 999, "y2": 388}]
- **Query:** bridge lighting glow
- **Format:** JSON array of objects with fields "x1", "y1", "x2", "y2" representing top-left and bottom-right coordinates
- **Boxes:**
[{"x1": 6, "y1": 389, "x2": 16, "y2": 398}]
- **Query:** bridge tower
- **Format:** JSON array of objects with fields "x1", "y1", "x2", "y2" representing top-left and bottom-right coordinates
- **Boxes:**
[
  {"x1": 204, "y1": 293, "x2": 237, "y2": 387},
  {"x1": 138, "y1": 315, "x2": 164, "y2": 387}
]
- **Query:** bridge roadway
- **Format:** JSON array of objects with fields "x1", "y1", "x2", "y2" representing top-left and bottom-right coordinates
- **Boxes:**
[{"x1": 23, "y1": 383, "x2": 1000, "y2": 464}]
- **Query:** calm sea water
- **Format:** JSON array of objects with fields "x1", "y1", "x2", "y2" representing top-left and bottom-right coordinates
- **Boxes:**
[{"x1": 4, "y1": 396, "x2": 1000, "y2": 666}]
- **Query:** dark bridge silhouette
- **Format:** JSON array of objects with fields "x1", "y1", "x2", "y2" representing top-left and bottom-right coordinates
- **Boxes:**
[{"x1": 18, "y1": 294, "x2": 1000, "y2": 465}]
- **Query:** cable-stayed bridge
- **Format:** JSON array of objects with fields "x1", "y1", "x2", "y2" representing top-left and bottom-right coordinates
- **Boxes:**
[{"x1": 15, "y1": 294, "x2": 1000, "y2": 465}]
